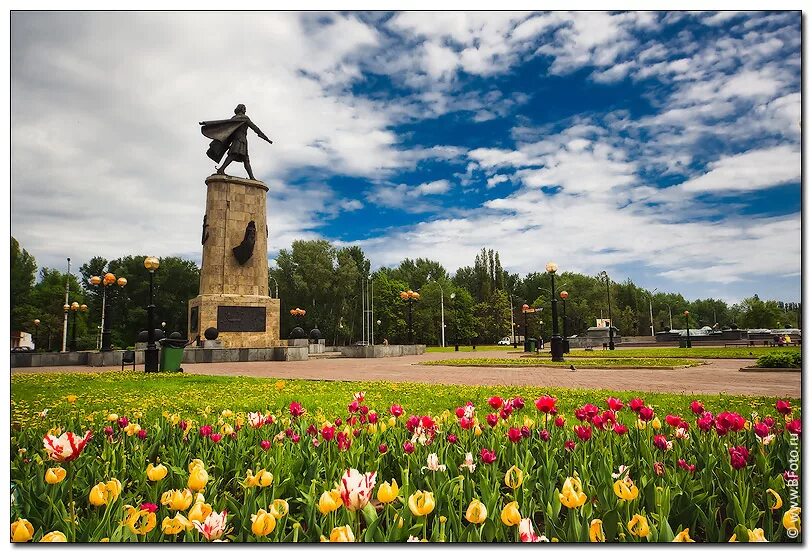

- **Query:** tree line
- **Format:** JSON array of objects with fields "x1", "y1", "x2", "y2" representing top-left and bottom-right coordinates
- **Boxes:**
[{"x1": 11, "y1": 237, "x2": 802, "y2": 351}]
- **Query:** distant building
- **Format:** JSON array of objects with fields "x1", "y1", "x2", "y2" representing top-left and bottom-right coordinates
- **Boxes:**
[{"x1": 11, "y1": 331, "x2": 33, "y2": 349}]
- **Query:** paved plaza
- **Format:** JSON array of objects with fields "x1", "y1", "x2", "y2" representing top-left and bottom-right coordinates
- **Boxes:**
[{"x1": 11, "y1": 349, "x2": 800, "y2": 398}]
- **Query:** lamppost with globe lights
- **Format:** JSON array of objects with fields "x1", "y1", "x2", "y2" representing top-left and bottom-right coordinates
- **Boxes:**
[
  {"x1": 144, "y1": 256, "x2": 160, "y2": 372},
  {"x1": 684, "y1": 310, "x2": 692, "y2": 348},
  {"x1": 560, "y1": 290, "x2": 570, "y2": 354},
  {"x1": 68, "y1": 302, "x2": 88, "y2": 351},
  {"x1": 33, "y1": 319, "x2": 40, "y2": 351},
  {"x1": 450, "y1": 292, "x2": 458, "y2": 351},
  {"x1": 546, "y1": 262, "x2": 564, "y2": 362},
  {"x1": 598, "y1": 271, "x2": 615, "y2": 350},
  {"x1": 399, "y1": 290, "x2": 420, "y2": 345},
  {"x1": 89, "y1": 272, "x2": 127, "y2": 352}
]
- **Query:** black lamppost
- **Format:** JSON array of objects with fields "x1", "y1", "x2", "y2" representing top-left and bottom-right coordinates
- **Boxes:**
[
  {"x1": 33, "y1": 319, "x2": 40, "y2": 352},
  {"x1": 546, "y1": 262, "x2": 564, "y2": 361},
  {"x1": 400, "y1": 289, "x2": 420, "y2": 345},
  {"x1": 684, "y1": 310, "x2": 692, "y2": 348},
  {"x1": 560, "y1": 290, "x2": 570, "y2": 353},
  {"x1": 144, "y1": 256, "x2": 160, "y2": 372},
  {"x1": 599, "y1": 271, "x2": 615, "y2": 350}
]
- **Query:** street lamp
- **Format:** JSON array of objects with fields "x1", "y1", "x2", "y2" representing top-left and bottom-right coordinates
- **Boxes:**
[
  {"x1": 560, "y1": 290, "x2": 570, "y2": 353},
  {"x1": 546, "y1": 262, "x2": 564, "y2": 361},
  {"x1": 69, "y1": 302, "x2": 88, "y2": 352},
  {"x1": 33, "y1": 319, "x2": 40, "y2": 352},
  {"x1": 399, "y1": 290, "x2": 420, "y2": 345},
  {"x1": 649, "y1": 288, "x2": 658, "y2": 336},
  {"x1": 269, "y1": 275, "x2": 279, "y2": 299},
  {"x1": 144, "y1": 256, "x2": 160, "y2": 372},
  {"x1": 599, "y1": 271, "x2": 615, "y2": 350},
  {"x1": 90, "y1": 273, "x2": 127, "y2": 352},
  {"x1": 684, "y1": 310, "x2": 692, "y2": 348},
  {"x1": 450, "y1": 292, "x2": 458, "y2": 351}
]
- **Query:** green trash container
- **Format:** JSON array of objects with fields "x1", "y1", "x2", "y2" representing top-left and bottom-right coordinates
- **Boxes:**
[
  {"x1": 526, "y1": 338, "x2": 537, "y2": 352},
  {"x1": 159, "y1": 339, "x2": 185, "y2": 372}
]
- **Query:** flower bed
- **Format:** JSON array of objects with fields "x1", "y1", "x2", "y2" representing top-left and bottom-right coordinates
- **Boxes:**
[
  {"x1": 10, "y1": 387, "x2": 802, "y2": 542},
  {"x1": 756, "y1": 351, "x2": 802, "y2": 369}
]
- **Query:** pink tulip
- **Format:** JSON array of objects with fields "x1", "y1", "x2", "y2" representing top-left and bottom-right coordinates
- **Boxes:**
[
  {"x1": 260, "y1": 440, "x2": 271, "y2": 450},
  {"x1": 447, "y1": 434, "x2": 458, "y2": 444},
  {"x1": 480, "y1": 448, "x2": 497, "y2": 464},
  {"x1": 403, "y1": 441, "x2": 415, "y2": 454},
  {"x1": 289, "y1": 402, "x2": 305, "y2": 417},
  {"x1": 539, "y1": 429, "x2": 550, "y2": 441}
]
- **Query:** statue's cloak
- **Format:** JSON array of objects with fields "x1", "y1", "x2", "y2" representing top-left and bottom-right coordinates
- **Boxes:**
[{"x1": 200, "y1": 119, "x2": 248, "y2": 163}]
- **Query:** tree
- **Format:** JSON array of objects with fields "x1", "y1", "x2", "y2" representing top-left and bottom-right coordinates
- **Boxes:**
[
  {"x1": 30, "y1": 268, "x2": 87, "y2": 350},
  {"x1": 474, "y1": 290, "x2": 512, "y2": 343},
  {"x1": 736, "y1": 295, "x2": 785, "y2": 330},
  {"x1": 11, "y1": 237, "x2": 37, "y2": 330}
]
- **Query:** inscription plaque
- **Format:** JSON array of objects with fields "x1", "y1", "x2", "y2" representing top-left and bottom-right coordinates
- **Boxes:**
[{"x1": 217, "y1": 306, "x2": 266, "y2": 332}]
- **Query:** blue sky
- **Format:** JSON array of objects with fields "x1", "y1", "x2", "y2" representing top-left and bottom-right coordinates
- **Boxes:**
[{"x1": 11, "y1": 11, "x2": 801, "y2": 303}]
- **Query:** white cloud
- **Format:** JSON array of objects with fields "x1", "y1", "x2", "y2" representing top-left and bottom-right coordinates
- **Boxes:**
[
  {"x1": 486, "y1": 174, "x2": 510, "y2": 188},
  {"x1": 678, "y1": 146, "x2": 800, "y2": 194},
  {"x1": 415, "y1": 179, "x2": 451, "y2": 195}
]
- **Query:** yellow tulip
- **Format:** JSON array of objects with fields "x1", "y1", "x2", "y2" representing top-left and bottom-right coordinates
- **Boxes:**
[
  {"x1": 161, "y1": 489, "x2": 193, "y2": 511},
  {"x1": 500, "y1": 501, "x2": 521, "y2": 527},
  {"x1": 89, "y1": 482, "x2": 109, "y2": 507},
  {"x1": 161, "y1": 514, "x2": 193, "y2": 535},
  {"x1": 270, "y1": 499, "x2": 289, "y2": 519},
  {"x1": 388, "y1": 416, "x2": 397, "y2": 427},
  {"x1": 628, "y1": 514, "x2": 650, "y2": 538},
  {"x1": 259, "y1": 470, "x2": 273, "y2": 487},
  {"x1": 123, "y1": 505, "x2": 157, "y2": 535},
  {"x1": 504, "y1": 465, "x2": 524, "y2": 490},
  {"x1": 45, "y1": 467, "x2": 66, "y2": 484},
  {"x1": 748, "y1": 528, "x2": 768, "y2": 542},
  {"x1": 635, "y1": 419, "x2": 647, "y2": 430},
  {"x1": 651, "y1": 417, "x2": 662, "y2": 430},
  {"x1": 107, "y1": 413, "x2": 119, "y2": 422},
  {"x1": 380, "y1": 422, "x2": 388, "y2": 433},
  {"x1": 767, "y1": 488, "x2": 783, "y2": 510},
  {"x1": 106, "y1": 478, "x2": 122, "y2": 502},
  {"x1": 318, "y1": 490, "x2": 342, "y2": 515},
  {"x1": 188, "y1": 501, "x2": 213, "y2": 524},
  {"x1": 783, "y1": 507, "x2": 801, "y2": 533},
  {"x1": 673, "y1": 528, "x2": 694, "y2": 542},
  {"x1": 377, "y1": 480, "x2": 400, "y2": 504},
  {"x1": 559, "y1": 476, "x2": 587, "y2": 509},
  {"x1": 408, "y1": 490, "x2": 436, "y2": 517},
  {"x1": 474, "y1": 425, "x2": 483, "y2": 437},
  {"x1": 221, "y1": 409, "x2": 233, "y2": 418},
  {"x1": 11, "y1": 519, "x2": 34, "y2": 542},
  {"x1": 251, "y1": 509, "x2": 277, "y2": 537},
  {"x1": 589, "y1": 519, "x2": 605, "y2": 542},
  {"x1": 124, "y1": 423, "x2": 141, "y2": 436},
  {"x1": 188, "y1": 465, "x2": 209, "y2": 492},
  {"x1": 329, "y1": 525, "x2": 355, "y2": 542},
  {"x1": 66, "y1": 395, "x2": 77, "y2": 404},
  {"x1": 146, "y1": 463, "x2": 168, "y2": 482},
  {"x1": 613, "y1": 479, "x2": 639, "y2": 501},
  {"x1": 465, "y1": 499, "x2": 487, "y2": 524},
  {"x1": 40, "y1": 531, "x2": 67, "y2": 542}
]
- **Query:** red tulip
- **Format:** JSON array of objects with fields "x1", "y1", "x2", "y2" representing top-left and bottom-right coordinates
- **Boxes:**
[
  {"x1": 653, "y1": 434, "x2": 668, "y2": 450},
  {"x1": 352, "y1": 429, "x2": 361, "y2": 438},
  {"x1": 199, "y1": 425, "x2": 212, "y2": 437},
  {"x1": 564, "y1": 440, "x2": 575, "y2": 451},
  {"x1": 628, "y1": 398, "x2": 644, "y2": 412},
  {"x1": 403, "y1": 441, "x2": 415, "y2": 454},
  {"x1": 104, "y1": 426, "x2": 113, "y2": 436},
  {"x1": 348, "y1": 401, "x2": 359, "y2": 413},
  {"x1": 606, "y1": 397, "x2": 624, "y2": 411},
  {"x1": 360, "y1": 405, "x2": 369, "y2": 415},
  {"x1": 137, "y1": 429, "x2": 147, "y2": 440},
  {"x1": 613, "y1": 423, "x2": 628, "y2": 435},
  {"x1": 574, "y1": 425, "x2": 592, "y2": 441},
  {"x1": 347, "y1": 416, "x2": 358, "y2": 426},
  {"x1": 511, "y1": 397, "x2": 525, "y2": 410},
  {"x1": 480, "y1": 448, "x2": 497, "y2": 464},
  {"x1": 776, "y1": 400, "x2": 792, "y2": 415},
  {"x1": 638, "y1": 406, "x2": 654, "y2": 421},
  {"x1": 140, "y1": 502, "x2": 159, "y2": 513},
  {"x1": 665, "y1": 415, "x2": 683, "y2": 428},
  {"x1": 447, "y1": 434, "x2": 458, "y2": 444},
  {"x1": 306, "y1": 424, "x2": 318, "y2": 436},
  {"x1": 488, "y1": 396, "x2": 504, "y2": 409},
  {"x1": 535, "y1": 395, "x2": 556, "y2": 413},
  {"x1": 677, "y1": 459, "x2": 696, "y2": 473},
  {"x1": 764, "y1": 416, "x2": 775, "y2": 427},
  {"x1": 289, "y1": 402, "x2": 305, "y2": 418},
  {"x1": 539, "y1": 429, "x2": 550, "y2": 441},
  {"x1": 787, "y1": 419, "x2": 801, "y2": 435},
  {"x1": 521, "y1": 426, "x2": 531, "y2": 438},
  {"x1": 690, "y1": 400, "x2": 704, "y2": 415},
  {"x1": 728, "y1": 445, "x2": 749, "y2": 469},
  {"x1": 486, "y1": 413, "x2": 498, "y2": 427},
  {"x1": 406, "y1": 416, "x2": 420, "y2": 432},
  {"x1": 211, "y1": 433, "x2": 222, "y2": 443},
  {"x1": 368, "y1": 411, "x2": 379, "y2": 424},
  {"x1": 500, "y1": 404, "x2": 513, "y2": 419},
  {"x1": 260, "y1": 440, "x2": 270, "y2": 450},
  {"x1": 421, "y1": 416, "x2": 434, "y2": 429},
  {"x1": 555, "y1": 416, "x2": 565, "y2": 428},
  {"x1": 507, "y1": 427, "x2": 522, "y2": 443},
  {"x1": 601, "y1": 410, "x2": 616, "y2": 424},
  {"x1": 591, "y1": 415, "x2": 604, "y2": 428},
  {"x1": 321, "y1": 426, "x2": 336, "y2": 441},
  {"x1": 697, "y1": 412, "x2": 714, "y2": 432},
  {"x1": 754, "y1": 422, "x2": 770, "y2": 438},
  {"x1": 455, "y1": 407, "x2": 466, "y2": 418},
  {"x1": 118, "y1": 416, "x2": 129, "y2": 428},
  {"x1": 378, "y1": 443, "x2": 388, "y2": 454},
  {"x1": 460, "y1": 417, "x2": 474, "y2": 430},
  {"x1": 390, "y1": 404, "x2": 404, "y2": 417}
]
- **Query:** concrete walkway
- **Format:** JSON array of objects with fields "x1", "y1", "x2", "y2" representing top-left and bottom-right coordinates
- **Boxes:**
[{"x1": 11, "y1": 349, "x2": 800, "y2": 398}]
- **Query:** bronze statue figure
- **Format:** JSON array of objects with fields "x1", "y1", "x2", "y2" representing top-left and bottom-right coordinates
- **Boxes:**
[
  {"x1": 200, "y1": 104, "x2": 273, "y2": 180},
  {"x1": 232, "y1": 221, "x2": 257, "y2": 265}
]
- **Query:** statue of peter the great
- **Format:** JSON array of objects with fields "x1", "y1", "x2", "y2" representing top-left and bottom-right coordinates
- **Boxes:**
[{"x1": 199, "y1": 104, "x2": 272, "y2": 180}]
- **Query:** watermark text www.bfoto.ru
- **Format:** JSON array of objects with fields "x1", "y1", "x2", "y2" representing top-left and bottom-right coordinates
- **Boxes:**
[{"x1": 786, "y1": 431, "x2": 801, "y2": 538}]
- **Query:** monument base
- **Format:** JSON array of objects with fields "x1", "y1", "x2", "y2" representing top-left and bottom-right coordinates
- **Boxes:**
[{"x1": 188, "y1": 294, "x2": 281, "y2": 349}]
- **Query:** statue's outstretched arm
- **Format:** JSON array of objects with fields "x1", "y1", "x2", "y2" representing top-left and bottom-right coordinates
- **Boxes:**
[{"x1": 248, "y1": 120, "x2": 273, "y2": 144}]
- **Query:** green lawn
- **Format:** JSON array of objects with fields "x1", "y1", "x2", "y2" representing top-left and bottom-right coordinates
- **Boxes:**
[
  {"x1": 531, "y1": 346, "x2": 794, "y2": 359},
  {"x1": 421, "y1": 357, "x2": 697, "y2": 368},
  {"x1": 10, "y1": 371, "x2": 776, "y2": 432},
  {"x1": 426, "y1": 345, "x2": 517, "y2": 353}
]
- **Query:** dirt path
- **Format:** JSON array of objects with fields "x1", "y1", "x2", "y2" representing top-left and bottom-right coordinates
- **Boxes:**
[{"x1": 11, "y1": 349, "x2": 800, "y2": 398}]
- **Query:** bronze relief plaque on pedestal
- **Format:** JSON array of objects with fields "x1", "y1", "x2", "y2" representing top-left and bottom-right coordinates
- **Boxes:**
[{"x1": 217, "y1": 306, "x2": 267, "y2": 332}]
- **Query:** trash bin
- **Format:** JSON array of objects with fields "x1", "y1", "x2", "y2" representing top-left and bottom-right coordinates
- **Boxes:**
[
  {"x1": 526, "y1": 338, "x2": 537, "y2": 352},
  {"x1": 159, "y1": 338, "x2": 186, "y2": 372}
]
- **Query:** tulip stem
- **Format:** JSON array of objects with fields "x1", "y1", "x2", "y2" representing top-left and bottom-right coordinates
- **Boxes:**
[{"x1": 67, "y1": 467, "x2": 77, "y2": 542}]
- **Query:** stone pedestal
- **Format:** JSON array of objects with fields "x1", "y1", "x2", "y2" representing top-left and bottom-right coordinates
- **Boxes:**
[{"x1": 188, "y1": 174, "x2": 280, "y2": 348}]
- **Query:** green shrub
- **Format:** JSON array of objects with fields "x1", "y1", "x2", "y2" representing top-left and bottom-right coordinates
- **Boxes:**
[{"x1": 756, "y1": 350, "x2": 801, "y2": 368}]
